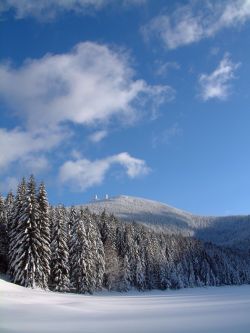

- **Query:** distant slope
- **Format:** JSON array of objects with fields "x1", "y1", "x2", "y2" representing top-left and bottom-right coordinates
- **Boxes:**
[
  {"x1": 83, "y1": 195, "x2": 195, "y2": 233},
  {"x1": 82, "y1": 195, "x2": 250, "y2": 250}
]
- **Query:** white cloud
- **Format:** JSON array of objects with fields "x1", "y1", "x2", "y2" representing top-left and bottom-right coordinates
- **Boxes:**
[
  {"x1": 143, "y1": 0, "x2": 250, "y2": 49},
  {"x1": 114, "y1": 152, "x2": 150, "y2": 178},
  {"x1": 88, "y1": 130, "x2": 108, "y2": 143},
  {"x1": 20, "y1": 156, "x2": 50, "y2": 174},
  {"x1": 0, "y1": 42, "x2": 161, "y2": 186},
  {"x1": 0, "y1": 0, "x2": 105, "y2": 19},
  {"x1": 59, "y1": 152, "x2": 150, "y2": 191},
  {"x1": 0, "y1": 176, "x2": 19, "y2": 193},
  {"x1": 152, "y1": 123, "x2": 183, "y2": 148},
  {"x1": 155, "y1": 61, "x2": 180, "y2": 76},
  {"x1": 123, "y1": 0, "x2": 146, "y2": 5},
  {"x1": 0, "y1": 0, "x2": 146, "y2": 19},
  {"x1": 0, "y1": 42, "x2": 171, "y2": 131},
  {"x1": 199, "y1": 55, "x2": 240, "y2": 101},
  {"x1": 0, "y1": 127, "x2": 64, "y2": 170}
]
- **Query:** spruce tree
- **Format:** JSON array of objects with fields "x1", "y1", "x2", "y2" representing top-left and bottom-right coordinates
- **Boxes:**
[
  {"x1": 69, "y1": 209, "x2": 89, "y2": 293},
  {"x1": 0, "y1": 194, "x2": 5, "y2": 226},
  {"x1": 94, "y1": 224, "x2": 105, "y2": 290},
  {"x1": 51, "y1": 206, "x2": 70, "y2": 292},
  {"x1": 68, "y1": 206, "x2": 77, "y2": 241},
  {"x1": 68, "y1": 206, "x2": 78, "y2": 278},
  {"x1": 120, "y1": 254, "x2": 132, "y2": 291},
  {"x1": 9, "y1": 176, "x2": 41, "y2": 287},
  {"x1": 85, "y1": 209, "x2": 105, "y2": 291},
  {"x1": 37, "y1": 182, "x2": 51, "y2": 289},
  {"x1": 4, "y1": 191, "x2": 14, "y2": 227},
  {"x1": 0, "y1": 193, "x2": 8, "y2": 272},
  {"x1": 8, "y1": 178, "x2": 27, "y2": 277}
]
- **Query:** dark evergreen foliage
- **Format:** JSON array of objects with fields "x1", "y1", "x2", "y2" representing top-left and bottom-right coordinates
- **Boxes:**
[
  {"x1": 4, "y1": 191, "x2": 14, "y2": 227},
  {"x1": 0, "y1": 194, "x2": 5, "y2": 226},
  {"x1": 50, "y1": 206, "x2": 70, "y2": 292},
  {"x1": 8, "y1": 178, "x2": 27, "y2": 277},
  {"x1": 37, "y1": 182, "x2": 51, "y2": 289},
  {"x1": 2, "y1": 176, "x2": 250, "y2": 293},
  {"x1": 8, "y1": 176, "x2": 42, "y2": 287},
  {"x1": 69, "y1": 208, "x2": 90, "y2": 293},
  {"x1": 0, "y1": 194, "x2": 8, "y2": 273}
]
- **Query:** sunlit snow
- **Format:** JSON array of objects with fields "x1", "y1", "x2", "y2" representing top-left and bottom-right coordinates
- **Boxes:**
[{"x1": 1, "y1": 277, "x2": 250, "y2": 333}]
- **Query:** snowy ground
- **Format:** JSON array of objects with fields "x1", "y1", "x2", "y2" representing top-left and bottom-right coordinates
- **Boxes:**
[{"x1": 1, "y1": 278, "x2": 250, "y2": 333}]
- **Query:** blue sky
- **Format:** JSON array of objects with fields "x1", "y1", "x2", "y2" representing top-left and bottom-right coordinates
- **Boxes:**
[{"x1": 1, "y1": 0, "x2": 250, "y2": 216}]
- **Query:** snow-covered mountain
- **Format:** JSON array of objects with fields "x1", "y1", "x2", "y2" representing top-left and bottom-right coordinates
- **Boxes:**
[{"x1": 82, "y1": 195, "x2": 250, "y2": 250}]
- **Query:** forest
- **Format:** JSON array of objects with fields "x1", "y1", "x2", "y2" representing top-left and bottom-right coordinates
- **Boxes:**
[{"x1": 0, "y1": 176, "x2": 249, "y2": 293}]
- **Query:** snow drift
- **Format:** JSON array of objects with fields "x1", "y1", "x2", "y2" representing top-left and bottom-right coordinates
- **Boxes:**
[{"x1": 1, "y1": 276, "x2": 250, "y2": 333}]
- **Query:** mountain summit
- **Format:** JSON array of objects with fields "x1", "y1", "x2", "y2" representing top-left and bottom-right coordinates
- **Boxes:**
[{"x1": 83, "y1": 195, "x2": 250, "y2": 250}]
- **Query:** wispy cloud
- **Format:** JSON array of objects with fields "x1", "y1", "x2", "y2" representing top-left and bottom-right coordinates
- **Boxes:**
[
  {"x1": 142, "y1": 0, "x2": 250, "y2": 49},
  {"x1": 0, "y1": 127, "x2": 65, "y2": 170},
  {"x1": 20, "y1": 156, "x2": 50, "y2": 174},
  {"x1": 0, "y1": 176, "x2": 19, "y2": 193},
  {"x1": 59, "y1": 152, "x2": 150, "y2": 191},
  {"x1": 199, "y1": 54, "x2": 240, "y2": 101},
  {"x1": 88, "y1": 130, "x2": 108, "y2": 143},
  {"x1": 0, "y1": 0, "x2": 147, "y2": 19},
  {"x1": 152, "y1": 123, "x2": 183, "y2": 148},
  {"x1": 124, "y1": 0, "x2": 146, "y2": 4},
  {"x1": 155, "y1": 61, "x2": 180, "y2": 77}
]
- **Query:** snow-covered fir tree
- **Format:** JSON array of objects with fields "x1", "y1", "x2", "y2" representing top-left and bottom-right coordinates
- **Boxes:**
[
  {"x1": 8, "y1": 176, "x2": 43, "y2": 287},
  {"x1": 37, "y1": 182, "x2": 51, "y2": 289},
  {"x1": 0, "y1": 194, "x2": 5, "y2": 226},
  {"x1": 68, "y1": 206, "x2": 77, "y2": 244},
  {"x1": 100, "y1": 213, "x2": 122, "y2": 290},
  {"x1": 68, "y1": 206, "x2": 78, "y2": 274},
  {"x1": 8, "y1": 178, "x2": 27, "y2": 278},
  {"x1": 4, "y1": 190, "x2": 14, "y2": 227},
  {"x1": 0, "y1": 193, "x2": 8, "y2": 272},
  {"x1": 93, "y1": 222, "x2": 105, "y2": 290},
  {"x1": 120, "y1": 254, "x2": 132, "y2": 291},
  {"x1": 69, "y1": 209, "x2": 90, "y2": 293},
  {"x1": 69, "y1": 208, "x2": 105, "y2": 293},
  {"x1": 84, "y1": 209, "x2": 105, "y2": 291},
  {"x1": 51, "y1": 206, "x2": 70, "y2": 292}
]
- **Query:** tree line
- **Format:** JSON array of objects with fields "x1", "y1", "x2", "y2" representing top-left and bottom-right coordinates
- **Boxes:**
[{"x1": 0, "y1": 175, "x2": 249, "y2": 293}]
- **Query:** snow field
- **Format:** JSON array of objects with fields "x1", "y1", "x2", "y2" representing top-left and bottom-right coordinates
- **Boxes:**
[{"x1": 1, "y1": 278, "x2": 250, "y2": 333}]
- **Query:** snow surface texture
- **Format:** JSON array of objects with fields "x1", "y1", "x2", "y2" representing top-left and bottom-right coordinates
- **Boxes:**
[
  {"x1": 1, "y1": 277, "x2": 250, "y2": 333},
  {"x1": 82, "y1": 195, "x2": 250, "y2": 249}
]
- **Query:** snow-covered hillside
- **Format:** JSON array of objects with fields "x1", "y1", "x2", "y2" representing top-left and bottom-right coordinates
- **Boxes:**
[
  {"x1": 1, "y1": 276, "x2": 250, "y2": 333},
  {"x1": 84, "y1": 195, "x2": 194, "y2": 232},
  {"x1": 82, "y1": 195, "x2": 250, "y2": 249}
]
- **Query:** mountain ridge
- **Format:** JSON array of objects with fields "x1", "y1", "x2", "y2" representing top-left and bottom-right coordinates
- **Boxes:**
[{"x1": 80, "y1": 195, "x2": 250, "y2": 251}]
